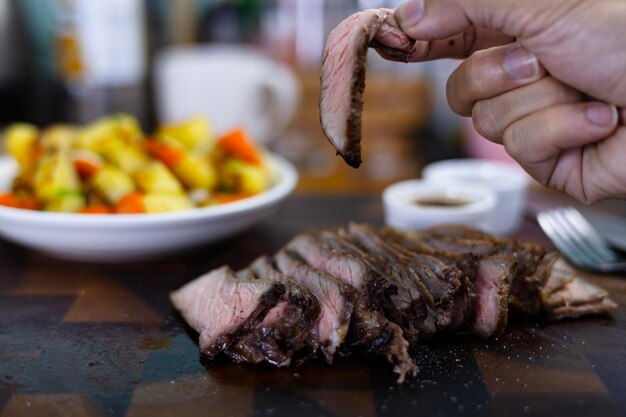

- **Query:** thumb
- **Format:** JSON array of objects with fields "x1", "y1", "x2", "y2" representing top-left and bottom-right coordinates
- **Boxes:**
[{"x1": 395, "y1": 0, "x2": 556, "y2": 40}]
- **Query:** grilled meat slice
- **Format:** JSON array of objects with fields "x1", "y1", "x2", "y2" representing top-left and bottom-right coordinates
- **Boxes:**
[
  {"x1": 170, "y1": 266, "x2": 286, "y2": 358},
  {"x1": 286, "y1": 233, "x2": 417, "y2": 383},
  {"x1": 379, "y1": 226, "x2": 479, "y2": 278},
  {"x1": 319, "y1": 8, "x2": 414, "y2": 168},
  {"x1": 541, "y1": 257, "x2": 577, "y2": 296},
  {"x1": 470, "y1": 256, "x2": 518, "y2": 338},
  {"x1": 345, "y1": 223, "x2": 460, "y2": 335},
  {"x1": 317, "y1": 229, "x2": 426, "y2": 343},
  {"x1": 549, "y1": 298, "x2": 618, "y2": 320},
  {"x1": 274, "y1": 250, "x2": 356, "y2": 363},
  {"x1": 226, "y1": 257, "x2": 320, "y2": 366}
]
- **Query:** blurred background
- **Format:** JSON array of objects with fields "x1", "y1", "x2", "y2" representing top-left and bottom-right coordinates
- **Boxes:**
[{"x1": 0, "y1": 0, "x2": 513, "y2": 193}]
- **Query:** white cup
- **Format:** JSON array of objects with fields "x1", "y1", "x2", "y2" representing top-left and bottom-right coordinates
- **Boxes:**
[
  {"x1": 155, "y1": 46, "x2": 300, "y2": 143},
  {"x1": 422, "y1": 159, "x2": 529, "y2": 236},
  {"x1": 382, "y1": 179, "x2": 498, "y2": 232}
]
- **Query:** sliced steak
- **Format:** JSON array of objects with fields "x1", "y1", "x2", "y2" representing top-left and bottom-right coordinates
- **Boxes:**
[
  {"x1": 549, "y1": 298, "x2": 617, "y2": 320},
  {"x1": 226, "y1": 257, "x2": 320, "y2": 366},
  {"x1": 319, "y1": 8, "x2": 414, "y2": 168},
  {"x1": 170, "y1": 266, "x2": 286, "y2": 357},
  {"x1": 541, "y1": 257, "x2": 577, "y2": 296},
  {"x1": 286, "y1": 233, "x2": 417, "y2": 382},
  {"x1": 544, "y1": 276, "x2": 610, "y2": 309},
  {"x1": 509, "y1": 251, "x2": 558, "y2": 315},
  {"x1": 378, "y1": 227, "x2": 475, "y2": 328},
  {"x1": 318, "y1": 229, "x2": 426, "y2": 343},
  {"x1": 470, "y1": 256, "x2": 518, "y2": 338},
  {"x1": 345, "y1": 223, "x2": 458, "y2": 335},
  {"x1": 274, "y1": 250, "x2": 356, "y2": 363},
  {"x1": 379, "y1": 226, "x2": 479, "y2": 278}
]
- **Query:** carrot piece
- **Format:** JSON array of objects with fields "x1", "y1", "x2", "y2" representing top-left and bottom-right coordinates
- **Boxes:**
[
  {"x1": 216, "y1": 193, "x2": 253, "y2": 204},
  {"x1": 145, "y1": 140, "x2": 184, "y2": 168},
  {"x1": 19, "y1": 196, "x2": 41, "y2": 211},
  {"x1": 79, "y1": 204, "x2": 114, "y2": 214},
  {"x1": 116, "y1": 192, "x2": 145, "y2": 214},
  {"x1": 0, "y1": 193, "x2": 21, "y2": 208},
  {"x1": 74, "y1": 158, "x2": 102, "y2": 178},
  {"x1": 216, "y1": 129, "x2": 262, "y2": 165}
]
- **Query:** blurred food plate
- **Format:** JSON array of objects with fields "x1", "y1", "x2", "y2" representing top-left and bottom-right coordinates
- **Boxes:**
[{"x1": 0, "y1": 153, "x2": 296, "y2": 262}]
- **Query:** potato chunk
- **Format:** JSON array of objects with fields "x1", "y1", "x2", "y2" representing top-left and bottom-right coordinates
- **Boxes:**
[
  {"x1": 142, "y1": 193, "x2": 193, "y2": 213},
  {"x1": 157, "y1": 117, "x2": 214, "y2": 151},
  {"x1": 134, "y1": 161, "x2": 183, "y2": 193},
  {"x1": 34, "y1": 152, "x2": 82, "y2": 202},
  {"x1": 5, "y1": 123, "x2": 40, "y2": 174},
  {"x1": 220, "y1": 159, "x2": 269, "y2": 194},
  {"x1": 91, "y1": 166, "x2": 136, "y2": 204}
]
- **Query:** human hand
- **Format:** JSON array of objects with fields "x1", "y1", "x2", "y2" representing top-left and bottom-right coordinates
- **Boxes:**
[{"x1": 393, "y1": 0, "x2": 626, "y2": 203}]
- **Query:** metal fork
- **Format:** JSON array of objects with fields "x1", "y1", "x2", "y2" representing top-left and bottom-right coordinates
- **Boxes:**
[{"x1": 537, "y1": 207, "x2": 626, "y2": 273}]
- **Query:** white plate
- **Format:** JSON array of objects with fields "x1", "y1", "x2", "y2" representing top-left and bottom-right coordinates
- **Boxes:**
[{"x1": 0, "y1": 154, "x2": 298, "y2": 262}]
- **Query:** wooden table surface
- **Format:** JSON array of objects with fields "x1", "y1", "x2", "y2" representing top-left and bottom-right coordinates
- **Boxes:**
[{"x1": 1, "y1": 193, "x2": 625, "y2": 417}]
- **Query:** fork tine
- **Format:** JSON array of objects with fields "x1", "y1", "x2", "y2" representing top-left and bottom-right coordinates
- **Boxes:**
[
  {"x1": 552, "y1": 209, "x2": 608, "y2": 264},
  {"x1": 561, "y1": 208, "x2": 617, "y2": 262},
  {"x1": 537, "y1": 211, "x2": 595, "y2": 268},
  {"x1": 552, "y1": 210, "x2": 598, "y2": 265}
]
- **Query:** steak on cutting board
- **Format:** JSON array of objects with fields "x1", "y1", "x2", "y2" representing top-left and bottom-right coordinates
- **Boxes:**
[
  {"x1": 274, "y1": 250, "x2": 356, "y2": 363},
  {"x1": 171, "y1": 224, "x2": 617, "y2": 384},
  {"x1": 170, "y1": 266, "x2": 287, "y2": 358}
]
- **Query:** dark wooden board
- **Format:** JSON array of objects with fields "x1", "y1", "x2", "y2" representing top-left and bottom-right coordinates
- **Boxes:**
[{"x1": 1, "y1": 195, "x2": 625, "y2": 417}]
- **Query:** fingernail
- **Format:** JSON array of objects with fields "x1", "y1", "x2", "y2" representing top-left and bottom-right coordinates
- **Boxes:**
[
  {"x1": 585, "y1": 103, "x2": 618, "y2": 127},
  {"x1": 396, "y1": 0, "x2": 424, "y2": 29},
  {"x1": 503, "y1": 45, "x2": 539, "y2": 81}
]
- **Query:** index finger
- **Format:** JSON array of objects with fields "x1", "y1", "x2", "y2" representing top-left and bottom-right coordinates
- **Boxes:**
[{"x1": 376, "y1": 27, "x2": 513, "y2": 62}]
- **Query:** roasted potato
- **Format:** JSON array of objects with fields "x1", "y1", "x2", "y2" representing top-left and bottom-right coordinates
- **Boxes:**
[
  {"x1": 220, "y1": 159, "x2": 269, "y2": 195},
  {"x1": 142, "y1": 193, "x2": 193, "y2": 213},
  {"x1": 91, "y1": 166, "x2": 136, "y2": 204},
  {"x1": 75, "y1": 114, "x2": 143, "y2": 154},
  {"x1": 46, "y1": 193, "x2": 86, "y2": 213},
  {"x1": 173, "y1": 153, "x2": 217, "y2": 190},
  {"x1": 134, "y1": 161, "x2": 183, "y2": 193},
  {"x1": 40, "y1": 125, "x2": 80, "y2": 151},
  {"x1": 157, "y1": 117, "x2": 214, "y2": 151},
  {"x1": 99, "y1": 138, "x2": 147, "y2": 174},
  {"x1": 5, "y1": 123, "x2": 40, "y2": 174},
  {"x1": 33, "y1": 152, "x2": 82, "y2": 202}
]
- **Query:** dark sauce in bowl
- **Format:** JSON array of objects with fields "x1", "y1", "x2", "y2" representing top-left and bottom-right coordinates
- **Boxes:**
[{"x1": 414, "y1": 196, "x2": 472, "y2": 208}]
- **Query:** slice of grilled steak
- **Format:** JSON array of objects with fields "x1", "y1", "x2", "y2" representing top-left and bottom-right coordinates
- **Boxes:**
[
  {"x1": 226, "y1": 257, "x2": 320, "y2": 366},
  {"x1": 508, "y1": 252, "x2": 559, "y2": 315},
  {"x1": 318, "y1": 229, "x2": 426, "y2": 343},
  {"x1": 379, "y1": 226, "x2": 479, "y2": 278},
  {"x1": 470, "y1": 256, "x2": 518, "y2": 338},
  {"x1": 377, "y1": 227, "x2": 476, "y2": 329},
  {"x1": 319, "y1": 8, "x2": 414, "y2": 168},
  {"x1": 274, "y1": 250, "x2": 356, "y2": 363},
  {"x1": 286, "y1": 233, "x2": 417, "y2": 383},
  {"x1": 170, "y1": 266, "x2": 286, "y2": 358},
  {"x1": 544, "y1": 276, "x2": 610, "y2": 309},
  {"x1": 541, "y1": 257, "x2": 577, "y2": 296},
  {"x1": 549, "y1": 298, "x2": 617, "y2": 320},
  {"x1": 345, "y1": 224, "x2": 456, "y2": 335}
]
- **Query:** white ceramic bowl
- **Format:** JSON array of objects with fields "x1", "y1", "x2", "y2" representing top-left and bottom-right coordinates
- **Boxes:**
[
  {"x1": 422, "y1": 159, "x2": 529, "y2": 235},
  {"x1": 382, "y1": 179, "x2": 497, "y2": 232},
  {"x1": 0, "y1": 154, "x2": 297, "y2": 262}
]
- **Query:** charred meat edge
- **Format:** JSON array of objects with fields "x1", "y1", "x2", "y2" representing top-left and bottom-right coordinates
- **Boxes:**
[
  {"x1": 286, "y1": 233, "x2": 417, "y2": 383},
  {"x1": 317, "y1": 229, "x2": 425, "y2": 343},
  {"x1": 274, "y1": 249, "x2": 356, "y2": 363},
  {"x1": 319, "y1": 9, "x2": 414, "y2": 168},
  {"x1": 226, "y1": 257, "x2": 321, "y2": 366},
  {"x1": 170, "y1": 266, "x2": 287, "y2": 358}
]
